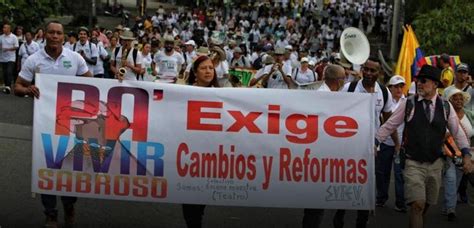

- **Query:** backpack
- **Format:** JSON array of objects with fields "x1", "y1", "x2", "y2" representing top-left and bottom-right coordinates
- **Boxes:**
[
  {"x1": 348, "y1": 80, "x2": 389, "y2": 111},
  {"x1": 114, "y1": 47, "x2": 139, "y2": 66},
  {"x1": 252, "y1": 53, "x2": 264, "y2": 70}
]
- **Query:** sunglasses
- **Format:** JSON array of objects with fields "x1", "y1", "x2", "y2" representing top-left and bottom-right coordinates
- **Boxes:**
[{"x1": 417, "y1": 78, "x2": 429, "y2": 84}]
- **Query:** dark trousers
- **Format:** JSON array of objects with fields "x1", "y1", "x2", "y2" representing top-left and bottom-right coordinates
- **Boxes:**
[
  {"x1": 94, "y1": 74, "x2": 104, "y2": 78},
  {"x1": 182, "y1": 204, "x2": 206, "y2": 228},
  {"x1": 393, "y1": 158, "x2": 406, "y2": 208},
  {"x1": 1, "y1": 61, "x2": 15, "y2": 87},
  {"x1": 375, "y1": 143, "x2": 394, "y2": 204},
  {"x1": 302, "y1": 209, "x2": 324, "y2": 228},
  {"x1": 333, "y1": 210, "x2": 369, "y2": 228},
  {"x1": 41, "y1": 194, "x2": 77, "y2": 217}
]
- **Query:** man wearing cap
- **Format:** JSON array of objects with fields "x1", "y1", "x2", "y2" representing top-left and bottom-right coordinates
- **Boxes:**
[
  {"x1": 183, "y1": 40, "x2": 197, "y2": 67},
  {"x1": 154, "y1": 36, "x2": 185, "y2": 82},
  {"x1": 438, "y1": 53, "x2": 454, "y2": 95},
  {"x1": 229, "y1": 47, "x2": 250, "y2": 69},
  {"x1": 376, "y1": 65, "x2": 472, "y2": 228},
  {"x1": 376, "y1": 75, "x2": 408, "y2": 212},
  {"x1": 110, "y1": 30, "x2": 143, "y2": 81},
  {"x1": 444, "y1": 63, "x2": 473, "y2": 109},
  {"x1": 74, "y1": 27, "x2": 98, "y2": 73}
]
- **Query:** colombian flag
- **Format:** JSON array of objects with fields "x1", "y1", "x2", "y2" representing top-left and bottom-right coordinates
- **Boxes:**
[{"x1": 395, "y1": 25, "x2": 427, "y2": 94}]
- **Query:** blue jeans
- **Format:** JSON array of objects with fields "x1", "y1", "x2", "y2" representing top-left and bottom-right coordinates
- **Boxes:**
[
  {"x1": 393, "y1": 158, "x2": 406, "y2": 208},
  {"x1": 376, "y1": 143, "x2": 394, "y2": 204},
  {"x1": 443, "y1": 158, "x2": 463, "y2": 212}
]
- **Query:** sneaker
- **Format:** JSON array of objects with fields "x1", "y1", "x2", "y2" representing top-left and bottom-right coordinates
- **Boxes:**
[
  {"x1": 3, "y1": 86, "x2": 11, "y2": 94},
  {"x1": 64, "y1": 205, "x2": 75, "y2": 227},
  {"x1": 44, "y1": 215, "x2": 58, "y2": 228},
  {"x1": 394, "y1": 205, "x2": 407, "y2": 213},
  {"x1": 447, "y1": 212, "x2": 456, "y2": 221}
]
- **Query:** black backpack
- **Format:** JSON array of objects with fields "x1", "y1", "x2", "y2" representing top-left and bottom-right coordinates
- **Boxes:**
[{"x1": 114, "y1": 47, "x2": 139, "y2": 65}]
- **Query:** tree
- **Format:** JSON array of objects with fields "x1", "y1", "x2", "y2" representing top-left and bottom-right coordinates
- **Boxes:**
[
  {"x1": 0, "y1": 0, "x2": 59, "y2": 31},
  {"x1": 411, "y1": 0, "x2": 474, "y2": 54}
]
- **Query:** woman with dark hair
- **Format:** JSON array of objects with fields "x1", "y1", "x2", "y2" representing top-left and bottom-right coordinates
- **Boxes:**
[
  {"x1": 34, "y1": 28, "x2": 46, "y2": 48},
  {"x1": 182, "y1": 55, "x2": 219, "y2": 228},
  {"x1": 186, "y1": 55, "x2": 219, "y2": 87}
]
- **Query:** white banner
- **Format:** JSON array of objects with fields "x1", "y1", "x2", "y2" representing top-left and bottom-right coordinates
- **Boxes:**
[{"x1": 32, "y1": 74, "x2": 375, "y2": 210}]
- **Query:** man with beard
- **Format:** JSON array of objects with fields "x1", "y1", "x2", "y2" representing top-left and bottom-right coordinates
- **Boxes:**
[
  {"x1": 154, "y1": 36, "x2": 184, "y2": 82},
  {"x1": 375, "y1": 65, "x2": 472, "y2": 228}
]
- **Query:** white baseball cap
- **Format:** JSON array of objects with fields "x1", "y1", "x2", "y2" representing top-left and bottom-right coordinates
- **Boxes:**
[
  {"x1": 387, "y1": 75, "x2": 406, "y2": 86},
  {"x1": 285, "y1": 45, "x2": 293, "y2": 50},
  {"x1": 300, "y1": 57, "x2": 309, "y2": 63},
  {"x1": 185, "y1": 40, "x2": 196, "y2": 47}
]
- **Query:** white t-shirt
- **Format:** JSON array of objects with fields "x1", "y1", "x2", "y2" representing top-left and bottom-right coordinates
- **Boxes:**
[
  {"x1": 257, "y1": 63, "x2": 292, "y2": 89},
  {"x1": 18, "y1": 41, "x2": 40, "y2": 65},
  {"x1": 293, "y1": 67, "x2": 318, "y2": 84},
  {"x1": 215, "y1": 61, "x2": 229, "y2": 79},
  {"x1": 93, "y1": 44, "x2": 109, "y2": 75},
  {"x1": 140, "y1": 52, "x2": 155, "y2": 82},
  {"x1": 19, "y1": 48, "x2": 89, "y2": 82},
  {"x1": 63, "y1": 42, "x2": 75, "y2": 51},
  {"x1": 112, "y1": 47, "x2": 143, "y2": 81},
  {"x1": 0, "y1": 33, "x2": 19, "y2": 62},
  {"x1": 341, "y1": 80, "x2": 394, "y2": 131},
  {"x1": 154, "y1": 51, "x2": 184, "y2": 78},
  {"x1": 317, "y1": 82, "x2": 332, "y2": 92},
  {"x1": 73, "y1": 41, "x2": 99, "y2": 71}
]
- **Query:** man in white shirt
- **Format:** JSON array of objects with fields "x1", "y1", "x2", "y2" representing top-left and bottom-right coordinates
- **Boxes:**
[
  {"x1": 73, "y1": 27, "x2": 98, "y2": 74},
  {"x1": 18, "y1": 31, "x2": 40, "y2": 68},
  {"x1": 303, "y1": 64, "x2": 346, "y2": 227},
  {"x1": 14, "y1": 21, "x2": 92, "y2": 228},
  {"x1": 154, "y1": 36, "x2": 184, "y2": 82},
  {"x1": 249, "y1": 48, "x2": 293, "y2": 89},
  {"x1": 0, "y1": 23, "x2": 19, "y2": 93},
  {"x1": 110, "y1": 30, "x2": 143, "y2": 81}
]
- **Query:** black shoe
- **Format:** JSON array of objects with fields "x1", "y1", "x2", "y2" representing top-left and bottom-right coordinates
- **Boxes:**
[
  {"x1": 394, "y1": 205, "x2": 407, "y2": 213},
  {"x1": 447, "y1": 212, "x2": 456, "y2": 221}
]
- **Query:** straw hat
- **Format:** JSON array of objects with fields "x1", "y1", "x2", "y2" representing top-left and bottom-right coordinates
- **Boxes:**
[
  {"x1": 445, "y1": 88, "x2": 471, "y2": 105},
  {"x1": 119, "y1": 30, "x2": 135, "y2": 40},
  {"x1": 210, "y1": 46, "x2": 226, "y2": 61}
]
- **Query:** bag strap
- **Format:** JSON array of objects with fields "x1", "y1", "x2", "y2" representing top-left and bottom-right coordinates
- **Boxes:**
[
  {"x1": 348, "y1": 80, "x2": 358, "y2": 92},
  {"x1": 378, "y1": 82, "x2": 389, "y2": 111}
]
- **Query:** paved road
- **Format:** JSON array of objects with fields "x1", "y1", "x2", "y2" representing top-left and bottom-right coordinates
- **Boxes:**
[{"x1": 0, "y1": 92, "x2": 473, "y2": 227}]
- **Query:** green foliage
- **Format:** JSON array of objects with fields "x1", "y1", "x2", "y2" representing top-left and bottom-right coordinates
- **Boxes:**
[
  {"x1": 412, "y1": 0, "x2": 474, "y2": 55},
  {"x1": 0, "y1": 0, "x2": 59, "y2": 31}
]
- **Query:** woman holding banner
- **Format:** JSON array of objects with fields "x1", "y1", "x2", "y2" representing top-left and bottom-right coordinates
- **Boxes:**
[{"x1": 183, "y1": 55, "x2": 219, "y2": 227}]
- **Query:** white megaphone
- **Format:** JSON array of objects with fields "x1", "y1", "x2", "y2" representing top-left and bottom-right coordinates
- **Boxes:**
[{"x1": 340, "y1": 27, "x2": 370, "y2": 65}]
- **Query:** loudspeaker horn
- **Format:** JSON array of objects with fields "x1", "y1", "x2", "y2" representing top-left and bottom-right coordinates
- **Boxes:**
[{"x1": 340, "y1": 27, "x2": 370, "y2": 65}]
